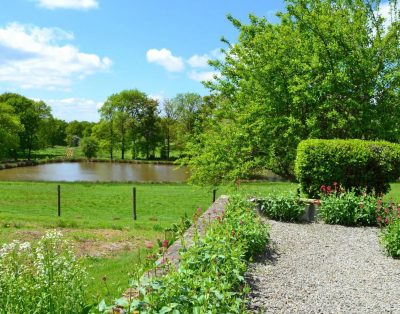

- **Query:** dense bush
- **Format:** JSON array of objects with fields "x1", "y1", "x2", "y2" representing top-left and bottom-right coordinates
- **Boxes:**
[
  {"x1": 81, "y1": 136, "x2": 99, "y2": 159},
  {"x1": 295, "y1": 139, "x2": 400, "y2": 198},
  {"x1": 381, "y1": 219, "x2": 400, "y2": 258},
  {"x1": 0, "y1": 231, "x2": 88, "y2": 313},
  {"x1": 318, "y1": 188, "x2": 379, "y2": 226},
  {"x1": 100, "y1": 196, "x2": 269, "y2": 313},
  {"x1": 258, "y1": 194, "x2": 305, "y2": 222}
]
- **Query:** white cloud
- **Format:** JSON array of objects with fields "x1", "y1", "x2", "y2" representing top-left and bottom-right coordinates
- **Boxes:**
[
  {"x1": 188, "y1": 54, "x2": 210, "y2": 68},
  {"x1": 188, "y1": 70, "x2": 220, "y2": 82},
  {"x1": 146, "y1": 48, "x2": 184, "y2": 72},
  {"x1": 0, "y1": 22, "x2": 111, "y2": 90},
  {"x1": 148, "y1": 93, "x2": 165, "y2": 104},
  {"x1": 46, "y1": 97, "x2": 103, "y2": 122},
  {"x1": 32, "y1": 0, "x2": 99, "y2": 10}
]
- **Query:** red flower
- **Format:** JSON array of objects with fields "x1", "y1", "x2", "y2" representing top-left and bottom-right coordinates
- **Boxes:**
[
  {"x1": 162, "y1": 239, "x2": 169, "y2": 248},
  {"x1": 321, "y1": 185, "x2": 326, "y2": 192},
  {"x1": 333, "y1": 182, "x2": 337, "y2": 186},
  {"x1": 327, "y1": 186, "x2": 332, "y2": 193}
]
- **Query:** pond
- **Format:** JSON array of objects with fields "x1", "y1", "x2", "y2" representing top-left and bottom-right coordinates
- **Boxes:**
[{"x1": 0, "y1": 162, "x2": 189, "y2": 182}]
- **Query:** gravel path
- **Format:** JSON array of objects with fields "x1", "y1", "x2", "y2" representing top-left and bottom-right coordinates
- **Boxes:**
[{"x1": 246, "y1": 221, "x2": 400, "y2": 313}]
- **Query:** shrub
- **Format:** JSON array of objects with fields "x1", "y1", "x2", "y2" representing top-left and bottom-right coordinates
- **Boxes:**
[
  {"x1": 381, "y1": 219, "x2": 400, "y2": 258},
  {"x1": 319, "y1": 188, "x2": 378, "y2": 226},
  {"x1": 258, "y1": 194, "x2": 305, "y2": 222},
  {"x1": 0, "y1": 231, "x2": 89, "y2": 313},
  {"x1": 295, "y1": 139, "x2": 400, "y2": 198},
  {"x1": 81, "y1": 136, "x2": 99, "y2": 159},
  {"x1": 100, "y1": 196, "x2": 269, "y2": 313}
]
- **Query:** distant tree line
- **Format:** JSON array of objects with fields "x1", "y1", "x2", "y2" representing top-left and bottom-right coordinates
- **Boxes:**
[{"x1": 0, "y1": 91, "x2": 209, "y2": 161}]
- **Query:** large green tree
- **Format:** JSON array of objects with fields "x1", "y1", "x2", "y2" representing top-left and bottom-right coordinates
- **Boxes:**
[
  {"x1": 0, "y1": 93, "x2": 51, "y2": 160},
  {"x1": 98, "y1": 89, "x2": 162, "y2": 160},
  {"x1": 0, "y1": 102, "x2": 22, "y2": 160},
  {"x1": 185, "y1": 0, "x2": 400, "y2": 185}
]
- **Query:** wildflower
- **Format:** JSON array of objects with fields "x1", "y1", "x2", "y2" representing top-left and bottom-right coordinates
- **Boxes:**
[
  {"x1": 320, "y1": 185, "x2": 326, "y2": 192},
  {"x1": 385, "y1": 217, "x2": 389, "y2": 225},
  {"x1": 384, "y1": 208, "x2": 389, "y2": 214},
  {"x1": 144, "y1": 241, "x2": 154, "y2": 250},
  {"x1": 162, "y1": 240, "x2": 169, "y2": 248},
  {"x1": 333, "y1": 182, "x2": 337, "y2": 187},
  {"x1": 377, "y1": 216, "x2": 382, "y2": 224},
  {"x1": 327, "y1": 186, "x2": 332, "y2": 193}
]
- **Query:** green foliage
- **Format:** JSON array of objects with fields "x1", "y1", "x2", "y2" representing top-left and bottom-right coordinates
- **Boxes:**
[
  {"x1": 0, "y1": 93, "x2": 51, "y2": 160},
  {"x1": 0, "y1": 231, "x2": 88, "y2": 313},
  {"x1": 258, "y1": 194, "x2": 305, "y2": 222},
  {"x1": 100, "y1": 196, "x2": 269, "y2": 313},
  {"x1": 319, "y1": 188, "x2": 379, "y2": 226},
  {"x1": 81, "y1": 137, "x2": 99, "y2": 159},
  {"x1": 0, "y1": 102, "x2": 22, "y2": 160},
  {"x1": 186, "y1": 0, "x2": 400, "y2": 183},
  {"x1": 295, "y1": 139, "x2": 400, "y2": 198},
  {"x1": 381, "y1": 219, "x2": 400, "y2": 258}
]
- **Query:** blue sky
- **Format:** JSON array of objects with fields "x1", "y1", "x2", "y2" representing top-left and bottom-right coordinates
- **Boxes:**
[{"x1": 0, "y1": 0, "x2": 285, "y2": 121}]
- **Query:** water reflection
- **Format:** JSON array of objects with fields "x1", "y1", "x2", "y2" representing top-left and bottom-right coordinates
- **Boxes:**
[{"x1": 0, "y1": 162, "x2": 189, "y2": 182}]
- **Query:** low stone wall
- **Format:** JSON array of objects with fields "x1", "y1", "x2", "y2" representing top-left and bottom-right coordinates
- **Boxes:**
[
  {"x1": 299, "y1": 198, "x2": 320, "y2": 222},
  {"x1": 124, "y1": 195, "x2": 229, "y2": 298}
]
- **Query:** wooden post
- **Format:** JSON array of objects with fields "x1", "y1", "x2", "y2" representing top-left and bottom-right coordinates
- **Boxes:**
[
  {"x1": 57, "y1": 185, "x2": 61, "y2": 217},
  {"x1": 133, "y1": 187, "x2": 137, "y2": 220},
  {"x1": 213, "y1": 189, "x2": 217, "y2": 203}
]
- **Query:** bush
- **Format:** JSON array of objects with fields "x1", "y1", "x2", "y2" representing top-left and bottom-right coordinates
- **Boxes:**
[
  {"x1": 319, "y1": 188, "x2": 378, "y2": 226},
  {"x1": 258, "y1": 194, "x2": 305, "y2": 222},
  {"x1": 381, "y1": 219, "x2": 400, "y2": 258},
  {"x1": 100, "y1": 196, "x2": 269, "y2": 313},
  {"x1": 295, "y1": 139, "x2": 400, "y2": 198},
  {"x1": 81, "y1": 136, "x2": 99, "y2": 159},
  {"x1": 0, "y1": 231, "x2": 89, "y2": 313}
]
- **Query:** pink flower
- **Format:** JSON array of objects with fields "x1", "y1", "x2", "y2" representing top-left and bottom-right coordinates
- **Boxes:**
[
  {"x1": 144, "y1": 241, "x2": 154, "y2": 250},
  {"x1": 162, "y1": 240, "x2": 169, "y2": 248},
  {"x1": 333, "y1": 182, "x2": 337, "y2": 186},
  {"x1": 321, "y1": 185, "x2": 326, "y2": 192},
  {"x1": 385, "y1": 217, "x2": 389, "y2": 225},
  {"x1": 327, "y1": 186, "x2": 332, "y2": 193}
]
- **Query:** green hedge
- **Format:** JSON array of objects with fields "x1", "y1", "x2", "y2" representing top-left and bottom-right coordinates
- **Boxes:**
[{"x1": 295, "y1": 139, "x2": 400, "y2": 198}]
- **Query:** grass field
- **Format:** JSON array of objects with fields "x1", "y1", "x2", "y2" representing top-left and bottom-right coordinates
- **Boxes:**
[{"x1": 0, "y1": 181, "x2": 297, "y2": 303}]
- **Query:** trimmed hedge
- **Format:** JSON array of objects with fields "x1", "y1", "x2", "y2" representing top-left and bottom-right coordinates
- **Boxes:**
[{"x1": 295, "y1": 139, "x2": 400, "y2": 198}]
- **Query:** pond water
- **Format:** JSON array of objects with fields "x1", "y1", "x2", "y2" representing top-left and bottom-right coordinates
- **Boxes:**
[{"x1": 0, "y1": 162, "x2": 189, "y2": 182}]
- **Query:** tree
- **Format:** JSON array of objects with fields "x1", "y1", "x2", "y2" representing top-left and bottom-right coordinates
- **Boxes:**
[
  {"x1": 99, "y1": 89, "x2": 162, "y2": 160},
  {"x1": 80, "y1": 137, "x2": 99, "y2": 159},
  {"x1": 185, "y1": 0, "x2": 400, "y2": 185},
  {"x1": 0, "y1": 93, "x2": 51, "y2": 160},
  {"x1": 0, "y1": 102, "x2": 22, "y2": 160}
]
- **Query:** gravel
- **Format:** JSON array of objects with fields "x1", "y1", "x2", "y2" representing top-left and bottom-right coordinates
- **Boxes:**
[{"x1": 246, "y1": 220, "x2": 400, "y2": 313}]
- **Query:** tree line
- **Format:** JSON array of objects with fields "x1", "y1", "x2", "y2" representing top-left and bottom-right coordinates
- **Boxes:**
[{"x1": 0, "y1": 91, "x2": 209, "y2": 161}]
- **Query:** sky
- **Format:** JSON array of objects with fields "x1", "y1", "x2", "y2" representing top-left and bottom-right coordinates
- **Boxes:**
[{"x1": 0, "y1": 0, "x2": 285, "y2": 122}]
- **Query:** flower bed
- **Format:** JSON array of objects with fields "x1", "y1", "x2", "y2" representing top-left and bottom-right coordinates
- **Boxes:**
[{"x1": 99, "y1": 196, "x2": 270, "y2": 313}]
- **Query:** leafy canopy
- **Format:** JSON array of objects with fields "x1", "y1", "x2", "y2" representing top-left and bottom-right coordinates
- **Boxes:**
[{"x1": 185, "y1": 0, "x2": 400, "y2": 185}]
